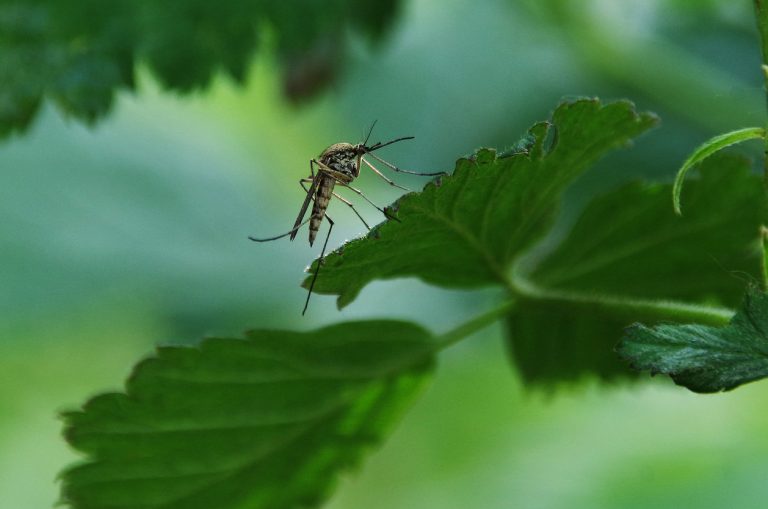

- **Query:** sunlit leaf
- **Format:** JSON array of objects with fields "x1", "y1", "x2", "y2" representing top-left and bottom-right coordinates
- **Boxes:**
[
  {"x1": 61, "y1": 320, "x2": 435, "y2": 509},
  {"x1": 507, "y1": 154, "x2": 766, "y2": 385},
  {"x1": 619, "y1": 287, "x2": 768, "y2": 393},
  {"x1": 304, "y1": 99, "x2": 658, "y2": 308}
]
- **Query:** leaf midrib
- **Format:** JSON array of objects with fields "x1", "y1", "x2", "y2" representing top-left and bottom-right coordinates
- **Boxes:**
[
  {"x1": 409, "y1": 202, "x2": 510, "y2": 287},
  {"x1": 536, "y1": 216, "x2": 729, "y2": 290}
]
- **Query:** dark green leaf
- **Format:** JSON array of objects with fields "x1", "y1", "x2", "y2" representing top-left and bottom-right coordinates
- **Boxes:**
[
  {"x1": 0, "y1": 2, "x2": 135, "y2": 134},
  {"x1": 506, "y1": 299, "x2": 641, "y2": 385},
  {"x1": 508, "y1": 154, "x2": 766, "y2": 385},
  {"x1": 531, "y1": 153, "x2": 766, "y2": 306},
  {"x1": 61, "y1": 320, "x2": 435, "y2": 509},
  {"x1": 618, "y1": 287, "x2": 768, "y2": 393},
  {"x1": 305, "y1": 99, "x2": 658, "y2": 308},
  {"x1": 0, "y1": 0, "x2": 404, "y2": 136}
]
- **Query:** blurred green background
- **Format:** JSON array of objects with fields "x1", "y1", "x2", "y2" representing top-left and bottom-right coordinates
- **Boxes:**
[{"x1": 2, "y1": 0, "x2": 768, "y2": 507}]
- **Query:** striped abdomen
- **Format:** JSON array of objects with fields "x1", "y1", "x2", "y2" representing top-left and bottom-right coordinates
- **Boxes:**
[{"x1": 309, "y1": 175, "x2": 335, "y2": 246}]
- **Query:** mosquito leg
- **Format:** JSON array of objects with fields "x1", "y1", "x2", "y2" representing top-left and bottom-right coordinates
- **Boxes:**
[
  {"x1": 249, "y1": 217, "x2": 311, "y2": 242},
  {"x1": 332, "y1": 192, "x2": 370, "y2": 230},
  {"x1": 337, "y1": 183, "x2": 385, "y2": 214},
  {"x1": 365, "y1": 152, "x2": 446, "y2": 176},
  {"x1": 300, "y1": 178, "x2": 314, "y2": 193},
  {"x1": 361, "y1": 158, "x2": 412, "y2": 192},
  {"x1": 337, "y1": 182, "x2": 401, "y2": 223},
  {"x1": 313, "y1": 162, "x2": 352, "y2": 184},
  {"x1": 301, "y1": 174, "x2": 371, "y2": 230},
  {"x1": 312, "y1": 160, "x2": 399, "y2": 222},
  {"x1": 301, "y1": 177, "x2": 369, "y2": 231},
  {"x1": 303, "y1": 215, "x2": 334, "y2": 315}
]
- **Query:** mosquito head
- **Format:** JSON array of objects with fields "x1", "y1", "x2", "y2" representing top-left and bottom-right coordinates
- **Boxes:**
[{"x1": 353, "y1": 142, "x2": 367, "y2": 155}]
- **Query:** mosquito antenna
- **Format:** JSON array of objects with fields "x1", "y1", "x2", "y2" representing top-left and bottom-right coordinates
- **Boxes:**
[
  {"x1": 366, "y1": 136, "x2": 415, "y2": 152},
  {"x1": 249, "y1": 217, "x2": 310, "y2": 242},
  {"x1": 363, "y1": 120, "x2": 378, "y2": 146},
  {"x1": 303, "y1": 218, "x2": 334, "y2": 315}
]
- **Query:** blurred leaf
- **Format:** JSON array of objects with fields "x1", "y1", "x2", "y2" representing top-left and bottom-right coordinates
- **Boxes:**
[
  {"x1": 0, "y1": 0, "x2": 404, "y2": 137},
  {"x1": 507, "y1": 154, "x2": 766, "y2": 385},
  {"x1": 140, "y1": 1, "x2": 258, "y2": 92},
  {"x1": 304, "y1": 99, "x2": 657, "y2": 308},
  {"x1": 618, "y1": 287, "x2": 768, "y2": 393},
  {"x1": 0, "y1": 2, "x2": 136, "y2": 134},
  {"x1": 532, "y1": 154, "x2": 766, "y2": 306},
  {"x1": 505, "y1": 299, "x2": 641, "y2": 385},
  {"x1": 672, "y1": 127, "x2": 765, "y2": 215},
  {"x1": 61, "y1": 320, "x2": 435, "y2": 509},
  {"x1": 762, "y1": 226, "x2": 768, "y2": 288}
]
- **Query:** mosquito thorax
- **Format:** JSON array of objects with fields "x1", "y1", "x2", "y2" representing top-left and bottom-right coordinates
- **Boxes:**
[{"x1": 320, "y1": 142, "x2": 363, "y2": 179}]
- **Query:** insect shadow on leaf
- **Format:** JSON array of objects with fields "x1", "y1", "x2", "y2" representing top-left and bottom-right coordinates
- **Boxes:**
[{"x1": 250, "y1": 121, "x2": 446, "y2": 314}]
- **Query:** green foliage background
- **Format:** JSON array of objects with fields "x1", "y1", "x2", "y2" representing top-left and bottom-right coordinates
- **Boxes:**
[{"x1": 2, "y1": 0, "x2": 768, "y2": 508}]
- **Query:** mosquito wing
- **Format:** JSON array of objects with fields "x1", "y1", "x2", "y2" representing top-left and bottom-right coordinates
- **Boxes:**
[{"x1": 290, "y1": 174, "x2": 319, "y2": 241}]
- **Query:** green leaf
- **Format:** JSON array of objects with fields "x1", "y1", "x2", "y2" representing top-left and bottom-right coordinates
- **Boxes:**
[
  {"x1": 618, "y1": 287, "x2": 768, "y2": 393},
  {"x1": 507, "y1": 154, "x2": 766, "y2": 385},
  {"x1": 531, "y1": 153, "x2": 766, "y2": 306},
  {"x1": 61, "y1": 320, "x2": 435, "y2": 509},
  {"x1": 0, "y1": 0, "x2": 404, "y2": 137},
  {"x1": 506, "y1": 299, "x2": 643, "y2": 385},
  {"x1": 672, "y1": 126, "x2": 765, "y2": 215},
  {"x1": 304, "y1": 99, "x2": 658, "y2": 309}
]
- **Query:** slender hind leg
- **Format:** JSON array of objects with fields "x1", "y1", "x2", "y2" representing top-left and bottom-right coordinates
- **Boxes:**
[
  {"x1": 252, "y1": 170, "x2": 320, "y2": 243},
  {"x1": 337, "y1": 182, "x2": 401, "y2": 222},
  {"x1": 331, "y1": 192, "x2": 370, "y2": 230},
  {"x1": 303, "y1": 215, "x2": 334, "y2": 315},
  {"x1": 249, "y1": 217, "x2": 310, "y2": 242},
  {"x1": 361, "y1": 158, "x2": 411, "y2": 192},
  {"x1": 365, "y1": 152, "x2": 446, "y2": 176}
]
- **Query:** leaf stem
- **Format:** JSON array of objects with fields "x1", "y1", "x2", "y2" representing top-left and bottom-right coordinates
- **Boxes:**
[
  {"x1": 434, "y1": 272, "x2": 736, "y2": 352},
  {"x1": 762, "y1": 226, "x2": 768, "y2": 290},
  {"x1": 436, "y1": 299, "x2": 517, "y2": 349},
  {"x1": 754, "y1": 1, "x2": 768, "y2": 106},
  {"x1": 754, "y1": 0, "x2": 768, "y2": 188},
  {"x1": 510, "y1": 273, "x2": 733, "y2": 327}
]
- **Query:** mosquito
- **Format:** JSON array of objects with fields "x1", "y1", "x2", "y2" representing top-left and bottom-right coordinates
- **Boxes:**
[{"x1": 249, "y1": 122, "x2": 444, "y2": 314}]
